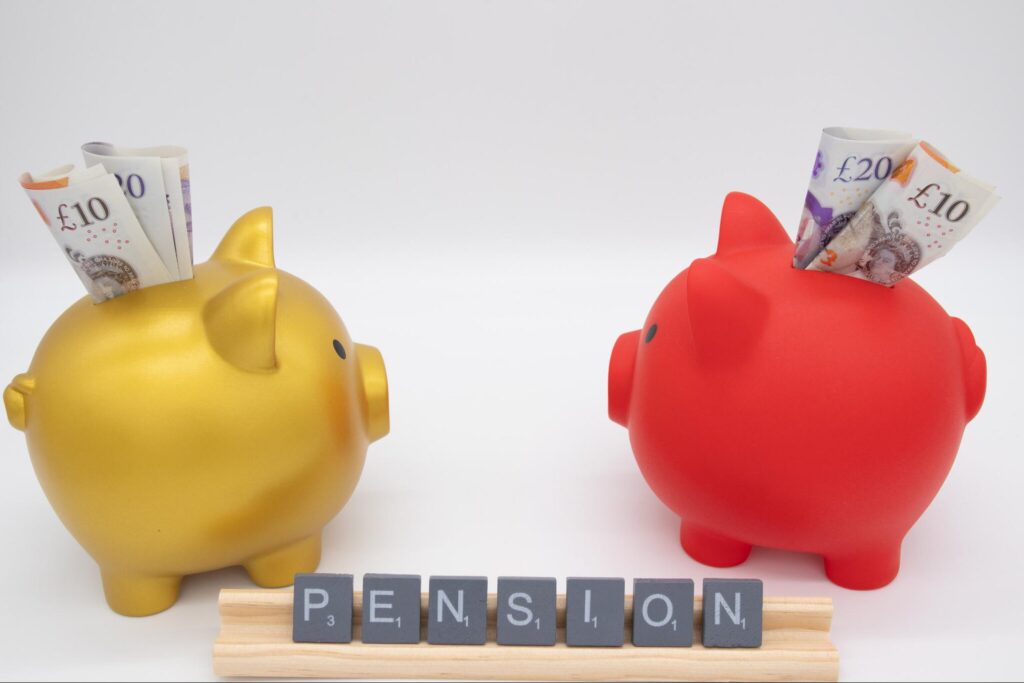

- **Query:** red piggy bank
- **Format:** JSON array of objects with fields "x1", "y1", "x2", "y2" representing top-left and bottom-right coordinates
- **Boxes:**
[{"x1": 609, "y1": 192, "x2": 986, "y2": 590}]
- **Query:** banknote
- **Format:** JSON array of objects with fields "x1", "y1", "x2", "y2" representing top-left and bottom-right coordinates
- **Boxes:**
[
  {"x1": 807, "y1": 142, "x2": 1000, "y2": 286},
  {"x1": 20, "y1": 164, "x2": 173, "y2": 302},
  {"x1": 793, "y1": 127, "x2": 916, "y2": 269},
  {"x1": 82, "y1": 142, "x2": 193, "y2": 279}
]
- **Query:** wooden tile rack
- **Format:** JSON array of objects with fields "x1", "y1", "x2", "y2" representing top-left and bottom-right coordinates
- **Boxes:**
[{"x1": 213, "y1": 589, "x2": 839, "y2": 681}]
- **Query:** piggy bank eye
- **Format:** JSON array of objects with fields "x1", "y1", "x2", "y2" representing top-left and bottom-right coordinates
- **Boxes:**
[
  {"x1": 333, "y1": 339, "x2": 347, "y2": 360},
  {"x1": 645, "y1": 324, "x2": 658, "y2": 343}
]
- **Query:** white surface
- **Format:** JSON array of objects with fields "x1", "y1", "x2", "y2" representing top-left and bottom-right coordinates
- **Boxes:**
[{"x1": 1, "y1": 1, "x2": 1022, "y2": 681}]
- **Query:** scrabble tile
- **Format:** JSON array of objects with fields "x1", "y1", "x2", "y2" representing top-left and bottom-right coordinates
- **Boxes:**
[
  {"x1": 632, "y1": 578, "x2": 694, "y2": 647},
  {"x1": 496, "y1": 577, "x2": 557, "y2": 646},
  {"x1": 292, "y1": 574, "x2": 353, "y2": 643},
  {"x1": 427, "y1": 576, "x2": 488, "y2": 645},
  {"x1": 701, "y1": 579, "x2": 763, "y2": 648},
  {"x1": 361, "y1": 574, "x2": 422, "y2": 644},
  {"x1": 565, "y1": 577, "x2": 625, "y2": 647}
]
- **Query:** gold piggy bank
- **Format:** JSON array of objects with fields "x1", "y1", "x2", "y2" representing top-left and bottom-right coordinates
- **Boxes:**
[{"x1": 3, "y1": 207, "x2": 389, "y2": 616}]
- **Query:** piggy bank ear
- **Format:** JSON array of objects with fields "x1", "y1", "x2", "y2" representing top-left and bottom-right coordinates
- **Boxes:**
[
  {"x1": 716, "y1": 192, "x2": 791, "y2": 256},
  {"x1": 204, "y1": 271, "x2": 279, "y2": 371},
  {"x1": 212, "y1": 206, "x2": 276, "y2": 268},
  {"x1": 687, "y1": 258, "x2": 768, "y2": 363}
]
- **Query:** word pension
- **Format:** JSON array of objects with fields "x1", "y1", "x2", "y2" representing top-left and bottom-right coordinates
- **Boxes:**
[{"x1": 292, "y1": 574, "x2": 763, "y2": 649}]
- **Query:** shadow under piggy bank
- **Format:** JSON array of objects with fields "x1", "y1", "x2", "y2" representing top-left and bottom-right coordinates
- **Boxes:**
[{"x1": 4, "y1": 207, "x2": 389, "y2": 616}]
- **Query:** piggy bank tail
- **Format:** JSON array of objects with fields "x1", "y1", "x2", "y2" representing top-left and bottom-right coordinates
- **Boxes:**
[
  {"x1": 4, "y1": 374, "x2": 35, "y2": 431},
  {"x1": 952, "y1": 318, "x2": 986, "y2": 422}
]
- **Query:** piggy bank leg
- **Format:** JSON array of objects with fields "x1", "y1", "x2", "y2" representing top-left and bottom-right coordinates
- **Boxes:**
[
  {"x1": 243, "y1": 533, "x2": 322, "y2": 588},
  {"x1": 680, "y1": 522, "x2": 753, "y2": 567},
  {"x1": 823, "y1": 542, "x2": 902, "y2": 590},
  {"x1": 101, "y1": 572, "x2": 182, "y2": 617}
]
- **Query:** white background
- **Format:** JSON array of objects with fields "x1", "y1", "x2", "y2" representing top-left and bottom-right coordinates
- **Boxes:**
[{"x1": 1, "y1": 1, "x2": 1022, "y2": 680}]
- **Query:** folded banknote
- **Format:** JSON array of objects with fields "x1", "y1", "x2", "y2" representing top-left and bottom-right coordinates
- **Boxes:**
[
  {"x1": 793, "y1": 127, "x2": 916, "y2": 269},
  {"x1": 82, "y1": 142, "x2": 193, "y2": 279},
  {"x1": 20, "y1": 164, "x2": 173, "y2": 302},
  {"x1": 807, "y1": 142, "x2": 1000, "y2": 286}
]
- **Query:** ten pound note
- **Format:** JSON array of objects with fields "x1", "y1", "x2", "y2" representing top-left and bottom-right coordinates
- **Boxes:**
[
  {"x1": 20, "y1": 164, "x2": 173, "y2": 302},
  {"x1": 793, "y1": 128, "x2": 916, "y2": 269},
  {"x1": 807, "y1": 142, "x2": 1000, "y2": 286}
]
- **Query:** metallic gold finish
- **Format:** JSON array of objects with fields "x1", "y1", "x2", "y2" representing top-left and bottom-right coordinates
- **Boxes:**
[{"x1": 5, "y1": 207, "x2": 389, "y2": 616}]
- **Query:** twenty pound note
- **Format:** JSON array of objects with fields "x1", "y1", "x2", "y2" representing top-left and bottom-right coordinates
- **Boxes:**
[
  {"x1": 807, "y1": 142, "x2": 1000, "y2": 286},
  {"x1": 20, "y1": 164, "x2": 173, "y2": 302},
  {"x1": 793, "y1": 127, "x2": 916, "y2": 269},
  {"x1": 82, "y1": 142, "x2": 194, "y2": 280}
]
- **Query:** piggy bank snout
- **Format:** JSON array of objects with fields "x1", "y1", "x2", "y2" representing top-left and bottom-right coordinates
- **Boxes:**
[
  {"x1": 609, "y1": 330, "x2": 641, "y2": 427},
  {"x1": 355, "y1": 343, "x2": 389, "y2": 443}
]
